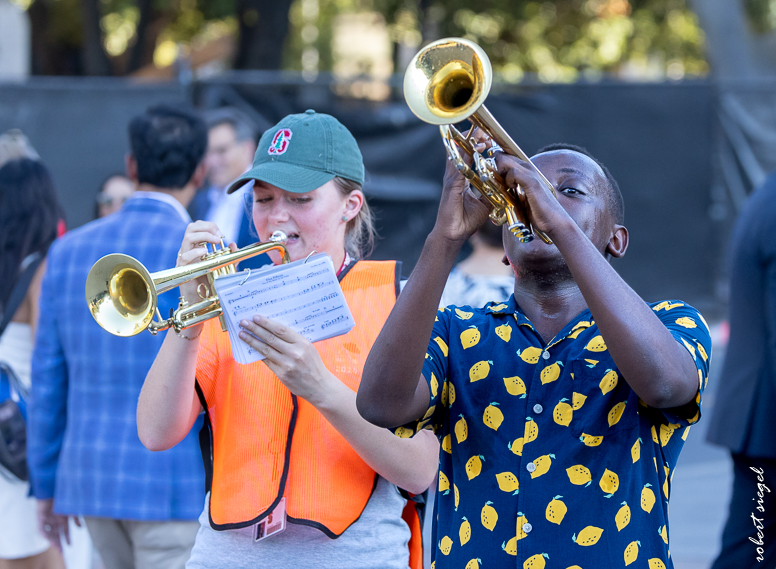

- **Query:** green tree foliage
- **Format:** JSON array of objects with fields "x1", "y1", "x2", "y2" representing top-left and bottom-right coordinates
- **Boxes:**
[
  {"x1": 17, "y1": 0, "x2": 721, "y2": 78},
  {"x1": 744, "y1": 0, "x2": 776, "y2": 32},
  {"x1": 358, "y1": 0, "x2": 708, "y2": 81}
]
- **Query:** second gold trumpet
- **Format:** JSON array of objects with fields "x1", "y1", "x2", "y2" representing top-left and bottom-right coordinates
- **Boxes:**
[
  {"x1": 403, "y1": 37, "x2": 556, "y2": 244},
  {"x1": 85, "y1": 231, "x2": 290, "y2": 337}
]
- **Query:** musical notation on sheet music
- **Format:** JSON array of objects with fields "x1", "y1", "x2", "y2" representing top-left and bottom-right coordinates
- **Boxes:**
[{"x1": 212, "y1": 254, "x2": 355, "y2": 365}]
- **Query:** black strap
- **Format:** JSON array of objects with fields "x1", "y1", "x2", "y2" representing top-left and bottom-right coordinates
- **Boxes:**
[{"x1": 0, "y1": 254, "x2": 45, "y2": 339}]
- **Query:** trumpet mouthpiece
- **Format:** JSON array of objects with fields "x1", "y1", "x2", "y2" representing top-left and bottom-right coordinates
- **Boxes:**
[{"x1": 269, "y1": 231, "x2": 288, "y2": 243}]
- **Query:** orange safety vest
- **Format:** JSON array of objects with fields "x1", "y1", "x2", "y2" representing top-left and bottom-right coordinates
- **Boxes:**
[{"x1": 195, "y1": 260, "x2": 423, "y2": 568}]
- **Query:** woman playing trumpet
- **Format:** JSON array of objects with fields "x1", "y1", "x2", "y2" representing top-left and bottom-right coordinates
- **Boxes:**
[{"x1": 137, "y1": 110, "x2": 438, "y2": 569}]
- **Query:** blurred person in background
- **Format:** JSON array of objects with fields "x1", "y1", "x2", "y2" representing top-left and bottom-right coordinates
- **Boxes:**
[
  {"x1": 190, "y1": 107, "x2": 265, "y2": 269},
  {"x1": 0, "y1": 129, "x2": 39, "y2": 166},
  {"x1": 94, "y1": 174, "x2": 135, "y2": 218},
  {"x1": 707, "y1": 171, "x2": 776, "y2": 568},
  {"x1": 28, "y1": 105, "x2": 208, "y2": 569},
  {"x1": 137, "y1": 110, "x2": 437, "y2": 569},
  {"x1": 440, "y1": 220, "x2": 514, "y2": 308},
  {"x1": 0, "y1": 158, "x2": 64, "y2": 569}
]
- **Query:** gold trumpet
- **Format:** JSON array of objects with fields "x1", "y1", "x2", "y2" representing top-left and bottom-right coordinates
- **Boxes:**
[
  {"x1": 85, "y1": 231, "x2": 290, "y2": 337},
  {"x1": 403, "y1": 37, "x2": 556, "y2": 243}
]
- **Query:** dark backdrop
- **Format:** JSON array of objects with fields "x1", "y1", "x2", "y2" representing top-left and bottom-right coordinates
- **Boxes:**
[{"x1": 0, "y1": 77, "x2": 722, "y2": 316}]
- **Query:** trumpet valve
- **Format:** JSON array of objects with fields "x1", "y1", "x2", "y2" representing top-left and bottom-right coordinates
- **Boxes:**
[{"x1": 505, "y1": 206, "x2": 533, "y2": 243}]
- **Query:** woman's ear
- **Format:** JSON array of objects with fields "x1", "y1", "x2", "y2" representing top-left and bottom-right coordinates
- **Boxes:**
[
  {"x1": 606, "y1": 225, "x2": 628, "y2": 259},
  {"x1": 343, "y1": 189, "x2": 364, "y2": 222}
]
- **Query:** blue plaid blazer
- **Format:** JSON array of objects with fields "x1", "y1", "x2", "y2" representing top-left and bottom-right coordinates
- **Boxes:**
[{"x1": 29, "y1": 195, "x2": 205, "y2": 520}]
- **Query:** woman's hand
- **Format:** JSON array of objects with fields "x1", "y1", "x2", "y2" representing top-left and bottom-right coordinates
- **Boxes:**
[
  {"x1": 37, "y1": 499, "x2": 80, "y2": 552},
  {"x1": 239, "y1": 315, "x2": 335, "y2": 406},
  {"x1": 176, "y1": 221, "x2": 236, "y2": 305}
]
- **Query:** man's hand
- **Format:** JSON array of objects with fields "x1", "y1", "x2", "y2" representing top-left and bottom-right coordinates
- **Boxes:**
[
  {"x1": 37, "y1": 498, "x2": 79, "y2": 552},
  {"x1": 494, "y1": 153, "x2": 573, "y2": 239},
  {"x1": 432, "y1": 151, "x2": 491, "y2": 245}
]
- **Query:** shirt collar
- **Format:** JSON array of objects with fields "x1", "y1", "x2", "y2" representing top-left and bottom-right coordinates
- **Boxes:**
[
  {"x1": 129, "y1": 191, "x2": 191, "y2": 224},
  {"x1": 484, "y1": 294, "x2": 595, "y2": 347}
]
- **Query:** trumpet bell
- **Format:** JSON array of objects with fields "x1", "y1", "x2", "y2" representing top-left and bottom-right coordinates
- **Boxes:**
[
  {"x1": 403, "y1": 37, "x2": 492, "y2": 125},
  {"x1": 86, "y1": 253, "x2": 157, "y2": 337}
]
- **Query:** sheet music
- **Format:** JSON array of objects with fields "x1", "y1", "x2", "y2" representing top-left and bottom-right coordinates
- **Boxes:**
[{"x1": 212, "y1": 254, "x2": 355, "y2": 365}]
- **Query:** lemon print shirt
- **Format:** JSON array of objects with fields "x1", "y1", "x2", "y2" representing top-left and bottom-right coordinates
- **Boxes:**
[{"x1": 400, "y1": 296, "x2": 711, "y2": 569}]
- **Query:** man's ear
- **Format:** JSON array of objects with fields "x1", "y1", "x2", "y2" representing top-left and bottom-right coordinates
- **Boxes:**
[
  {"x1": 125, "y1": 154, "x2": 138, "y2": 183},
  {"x1": 190, "y1": 162, "x2": 208, "y2": 189},
  {"x1": 606, "y1": 225, "x2": 628, "y2": 259}
]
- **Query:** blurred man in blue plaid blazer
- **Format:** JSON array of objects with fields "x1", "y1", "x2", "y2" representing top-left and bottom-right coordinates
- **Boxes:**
[{"x1": 29, "y1": 105, "x2": 209, "y2": 569}]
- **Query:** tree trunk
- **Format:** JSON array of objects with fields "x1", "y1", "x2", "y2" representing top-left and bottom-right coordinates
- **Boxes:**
[
  {"x1": 127, "y1": 0, "x2": 161, "y2": 73},
  {"x1": 687, "y1": 0, "x2": 776, "y2": 79},
  {"x1": 27, "y1": 0, "x2": 52, "y2": 74},
  {"x1": 233, "y1": 0, "x2": 294, "y2": 70},
  {"x1": 80, "y1": 0, "x2": 112, "y2": 75}
]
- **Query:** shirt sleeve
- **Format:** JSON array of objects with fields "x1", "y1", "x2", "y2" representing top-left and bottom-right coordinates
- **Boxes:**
[
  {"x1": 28, "y1": 248, "x2": 68, "y2": 500},
  {"x1": 392, "y1": 307, "x2": 451, "y2": 438},
  {"x1": 651, "y1": 300, "x2": 712, "y2": 426}
]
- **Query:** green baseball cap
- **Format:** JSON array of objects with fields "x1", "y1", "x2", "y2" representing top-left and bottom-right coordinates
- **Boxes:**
[{"x1": 227, "y1": 109, "x2": 364, "y2": 194}]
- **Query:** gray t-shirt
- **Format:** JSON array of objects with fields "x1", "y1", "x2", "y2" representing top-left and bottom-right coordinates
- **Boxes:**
[{"x1": 186, "y1": 477, "x2": 411, "y2": 569}]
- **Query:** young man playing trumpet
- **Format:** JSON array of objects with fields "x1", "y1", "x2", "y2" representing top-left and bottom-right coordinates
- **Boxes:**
[{"x1": 358, "y1": 141, "x2": 711, "y2": 569}]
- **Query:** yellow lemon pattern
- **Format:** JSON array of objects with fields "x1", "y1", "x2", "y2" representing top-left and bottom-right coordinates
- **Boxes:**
[
  {"x1": 496, "y1": 471, "x2": 519, "y2": 493},
  {"x1": 481, "y1": 501, "x2": 498, "y2": 531},
  {"x1": 553, "y1": 399, "x2": 573, "y2": 426},
  {"x1": 641, "y1": 484, "x2": 656, "y2": 513},
  {"x1": 459, "y1": 517, "x2": 471, "y2": 545},
  {"x1": 523, "y1": 553, "x2": 549, "y2": 569},
  {"x1": 454, "y1": 415, "x2": 468, "y2": 444},
  {"x1": 566, "y1": 465, "x2": 592, "y2": 486},
  {"x1": 495, "y1": 323, "x2": 512, "y2": 342},
  {"x1": 460, "y1": 326, "x2": 481, "y2": 350},
  {"x1": 573, "y1": 526, "x2": 604, "y2": 546},
  {"x1": 599, "y1": 468, "x2": 620, "y2": 495},
  {"x1": 466, "y1": 455, "x2": 484, "y2": 480},
  {"x1": 483, "y1": 403, "x2": 504, "y2": 431},
  {"x1": 540, "y1": 362, "x2": 562, "y2": 384},
  {"x1": 434, "y1": 336, "x2": 449, "y2": 357},
  {"x1": 599, "y1": 369, "x2": 618, "y2": 395},
  {"x1": 530, "y1": 454, "x2": 555, "y2": 479},
  {"x1": 585, "y1": 336, "x2": 607, "y2": 352},
  {"x1": 546, "y1": 495, "x2": 567, "y2": 525},
  {"x1": 404, "y1": 299, "x2": 710, "y2": 568},
  {"x1": 615, "y1": 501, "x2": 631, "y2": 531},
  {"x1": 504, "y1": 375, "x2": 527, "y2": 396},
  {"x1": 469, "y1": 360, "x2": 491, "y2": 382},
  {"x1": 518, "y1": 346, "x2": 543, "y2": 364},
  {"x1": 624, "y1": 540, "x2": 640, "y2": 565},
  {"x1": 631, "y1": 438, "x2": 641, "y2": 463},
  {"x1": 439, "y1": 470, "x2": 450, "y2": 493},
  {"x1": 608, "y1": 401, "x2": 626, "y2": 427},
  {"x1": 439, "y1": 535, "x2": 453, "y2": 555}
]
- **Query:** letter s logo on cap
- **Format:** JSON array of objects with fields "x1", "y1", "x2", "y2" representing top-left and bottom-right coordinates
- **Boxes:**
[{"x1": 268, "y1": 129, "x2": 293, "y2": 155}]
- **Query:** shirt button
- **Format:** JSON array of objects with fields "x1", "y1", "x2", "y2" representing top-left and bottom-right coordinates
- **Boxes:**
[
  {"x1": 533, "y1": 404, "x2": 543, "y2": 414},
  {"x1": 522, "y1": 522, "x2": 533, "y2": 533},
  {"x1": 526, "y1": 462, "x2": 536, "y2": 473},
  {"x1": 542, "y1": 350, "x2": 550, "y2": 360}
]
